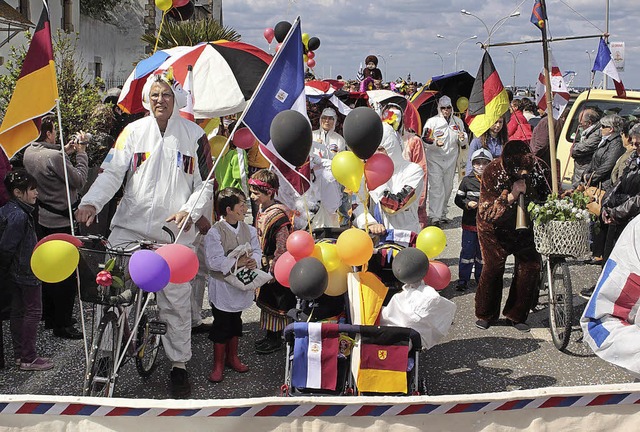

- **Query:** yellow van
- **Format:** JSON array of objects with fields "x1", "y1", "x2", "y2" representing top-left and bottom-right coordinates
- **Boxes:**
[{"x1": 557, "y1": 89, "x2": 640, "y2": 186}]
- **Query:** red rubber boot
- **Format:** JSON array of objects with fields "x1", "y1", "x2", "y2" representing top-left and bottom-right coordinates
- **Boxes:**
[
  {"x1": 225, "y1": 336, "x2": 249, "y2": 373},
  {"x1": 208, "y1": 343, "x2": 226, "y2": 382}
]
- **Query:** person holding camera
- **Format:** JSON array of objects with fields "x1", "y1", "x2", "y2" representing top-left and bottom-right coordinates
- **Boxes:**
[{"x1": 22, "y1": 115, "x2": 89, "y2": 339}]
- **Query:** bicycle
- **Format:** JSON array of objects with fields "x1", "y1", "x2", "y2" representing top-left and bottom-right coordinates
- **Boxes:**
[
  {"x1": 539, "y1": 254, "x2": 573, "y2": 351},
  {"x1": 77, "y1": 227, "x2": 174, "y2": 397}
]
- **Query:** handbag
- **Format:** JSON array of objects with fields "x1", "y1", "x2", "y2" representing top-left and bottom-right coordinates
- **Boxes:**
[
  {"x1": 584, "y1": 174, "x2": 606, "y2": 217},
  {"x1": 222, "y1": 243, "x2": 272, "y2": 292}
]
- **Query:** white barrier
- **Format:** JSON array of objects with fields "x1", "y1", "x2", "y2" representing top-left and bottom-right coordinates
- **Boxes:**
[{"x1": 2, "y1": 383, "x2": 640, "y2": 431}]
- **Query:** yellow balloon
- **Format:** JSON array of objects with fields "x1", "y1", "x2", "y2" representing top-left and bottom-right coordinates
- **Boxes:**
[
  {"x1": 336, "y1": 228, "x2": 373, "y2": 267},
  {"x1": 303, "y1": 54, "x2": 308, "y2": 63},
  {"x1": 302, "y1": 33, "x2": 310, "y2": 47},
  {"x1": 209, "y1": 135, "x2": 229, "y2": 159},
  {"x1": 416, "y1": 226, "x2": 447, "y2": 259},
  {"x1": 316, "y1": 242, "x2": 341, "y2": 272},
  {"x1": 31, "y1": 240, "x2": 80, "y2": 283},
  {"x1": 456, "y1": 96, "x2": 469, "y2": 113},
  {"x1": 331, "y1": 151, "x2": 364, "y2": 192},
  {"x1": 155, "y1": 0, "x2": 172, "y2": 11},
  {"x1": 324, "y1": 264, "x2": 350, "y2": 296}
]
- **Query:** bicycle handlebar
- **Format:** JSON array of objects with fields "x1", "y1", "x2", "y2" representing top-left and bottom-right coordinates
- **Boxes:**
[{"x1": 75, "y1": 225, "x2": 177, "y2": 253}]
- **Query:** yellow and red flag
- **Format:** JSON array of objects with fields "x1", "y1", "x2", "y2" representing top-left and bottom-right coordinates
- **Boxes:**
[
  {"x1": 0, "y1": 4, "x2": 58, "y2": 158},
  {"x1": 465, "y1": 51, "x2": 509, "y2": 138}
]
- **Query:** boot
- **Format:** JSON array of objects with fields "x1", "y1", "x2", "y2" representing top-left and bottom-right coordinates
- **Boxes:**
[
  {"x1": 225, "y1": 336, "x2": 249, "y2": 373},
  {"x1": 207, "y1": 343, "x2": 226, "y2": 383}
]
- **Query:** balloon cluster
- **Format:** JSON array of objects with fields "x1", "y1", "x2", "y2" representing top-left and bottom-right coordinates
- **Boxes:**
[
  {"x1": 130, "y1": 244, "x2": 199, "y2": 293},
  {"x1": 155, "y1": 0, "x2": 194, "y2": 21},
  {"x1": 390, "y1": 227, "x2": 451, "y2": 290},
  {"x1": 263, "y1": 21, "x2": 321, "y2": 69}
]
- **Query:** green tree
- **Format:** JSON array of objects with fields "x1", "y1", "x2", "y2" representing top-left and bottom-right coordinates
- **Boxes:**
[
  {"x1": 0, "y1": 30, "x2": 103, "y2": 144},
  {"x1": 141, "y1": 18, "x2": 241, "y2": 50}
]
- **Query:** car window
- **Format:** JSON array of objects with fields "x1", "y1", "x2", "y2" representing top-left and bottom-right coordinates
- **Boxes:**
[{"x1": 565, "y1": 99, "x2": 640, "y2": 142}]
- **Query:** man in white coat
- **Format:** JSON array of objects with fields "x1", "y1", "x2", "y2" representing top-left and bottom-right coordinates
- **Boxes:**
[
  {"x1": 76, "y1": 71, "x2": 213, "y2": 398},
  {"x1": 423, "y1": 95, "x2": 468, "y2": 226}
]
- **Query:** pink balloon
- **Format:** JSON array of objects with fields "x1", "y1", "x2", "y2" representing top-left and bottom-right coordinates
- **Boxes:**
[
  {"x1": 423, "y1": 260, "x2": 451, "y2": 291},
  {"x1": 264, "y1": 27, "x2": 275, "y2": 44},
  {"x1": 156, "y1": 244, "x2": 199, "y2": 284},
  {"x1": 274, "y1": 251, "x2": 297, "y2": 288},
  {"x1": 307, "y1": 59, "x2": 316, "y2": 68},
  {"x1": 307, "y1": 51, "x2": 315, "y2": 59},
  {"x1": 286, "y1": 230, "x2": 315, "y2": 260},
  {"x1": 35, "y1": 233, "x2": 82, "y2": 250},
  {"x1": 172, "y1": 0, "x2": 189, "y2": 7},
  {"x1": 233, "y1": 128, "x2": 256, "y2": 150},
  {"x1": 364, "y1": 153, "x2": 394, "y2": 190}
]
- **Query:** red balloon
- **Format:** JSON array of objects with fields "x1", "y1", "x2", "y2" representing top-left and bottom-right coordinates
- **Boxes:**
[
  {"x1": 307, "y1": 59, "x2": 316, "y2": 68},
  {"x1": 275, "y1": 43, "x2": 282, "y2": 53},
  {"x1": 232, "y1": 128, "x2": 256, "y2": 150},
  {"x1": 307, "y1": 51, "x2": 315, "y2": 59},
  {"x1": 156, "y1": 244, "x2": 199, "y2": 283},
  {"x1": 364, "y1": 153, "x2": 394, "y2": 190},
  {"x1": 286, "y1": 230, "x2": 315, "y2": 260},
  {"x1": 423, "y1": 260, "x2": 451, "y2": 291},
  {"x1": 264, "y1": 27, "x2": 275, "y2": 44},
  {"x1": 274, "y1": 251, "x2": 297, "y2": 288},
  {"x1": 35, "y1": 233, "x2": 83, "y2": 250},
  {"x1": 172, "y1": 0, "x2": 189, "y2": 7}
]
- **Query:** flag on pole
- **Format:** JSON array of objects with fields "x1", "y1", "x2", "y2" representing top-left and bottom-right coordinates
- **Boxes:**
[
  {"x1": 179, "y1": 65, "x2": 195, "y2": 122},
  {"x1": 535, "y1": 51, "x2": 570, "y2": 119},
  {"x1": 0, "y1": 4, "x2": 58, "y2": 158},
  {"x1": 291, "y1": 322, "x2": 339, "y2": 390},
  {"x1": 242, "y1": 17, "x2": 311, "y2": 195},
  {"x1": 593, "y1": 38, "x2": 626, "y2": 98},
  {"x1": 465, "y1": 51, "x2": 510, "y2": 137},
  {"x1": 530, "y1": 0, "x2": 546, "y2": 30}
]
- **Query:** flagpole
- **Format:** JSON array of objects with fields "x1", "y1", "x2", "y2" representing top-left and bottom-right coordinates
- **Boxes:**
[
  {"x1": 54, "y1": 99, "x2": 76, "y2": 235},
  {"x1": 174, "y1": 17, "x2": 303, "y2": 243},
  {"x1": 540, "y1": 0, "x2": 558, "y2": 195}
]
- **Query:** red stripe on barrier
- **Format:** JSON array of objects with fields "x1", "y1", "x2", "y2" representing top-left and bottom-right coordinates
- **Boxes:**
[
  {"x1": 255, "y1": 405, "x2": 281, "y2": 416},
  {"x1": 447, "y1": 403, "x2": 471, "y2": 414},
  {"x1": 398, "y1": 404, "x2": 424, "y2": 415},
  {"x1": 61, "y1": 404, "x2": 84, "y2": 415},
  {"x1": 538, "y1": 397, "x2": 565, "y2": 408},
  {"x1": 106, "y1": 407, "x2": 131, "y2": 416},
  {"x1": 209, "y1": 407, "x2": 238, "y2": 417},
  {"x1": 16, "y1": 403, "x2": 39, "y2": 414},
  {"x1": 159, "y1": 409, "x2": 185, "y2": 416},
  {"x1": 305, "y1": 405, "x2": 330, "y2": 416},
  {"x1": 353, "y1": 405, "x2": 376, "y2": 416},
  {"x1": 496, "y1": 400, "x2": 521, "y2": 411}
]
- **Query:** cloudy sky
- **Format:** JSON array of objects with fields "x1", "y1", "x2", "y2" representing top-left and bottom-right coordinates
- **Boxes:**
[{"x1": 224, "y1": 0, "x2": 636, "y2": 90}]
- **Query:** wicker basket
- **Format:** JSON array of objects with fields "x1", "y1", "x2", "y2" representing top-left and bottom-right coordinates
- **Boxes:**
[
  {"x1": 78, "y1": 248, "x2": 135, "y2": 305},
  {"x1": 533, "y1": 220, "x2": 591, "y2": 258}
]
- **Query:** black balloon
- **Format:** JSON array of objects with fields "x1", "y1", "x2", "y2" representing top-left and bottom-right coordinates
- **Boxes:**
[
  {"x1": 392, "y1": 248, "x2": 429, "y2": 285},
  {"x1": 168, "y1": 1, "x2": 194, "y2": 21},
  {"x1": 274, "y1": 21, "x2": 292, "y2": 43},
  {"x1": 289, "y1": 257, "x2": 328, "y2": 300},
  {"x1": 270, "y1": 110, "x2": 312, "y2": 167},
  {"x1": 343, "y1": 107, "x2": 384, "y2": 160},
  {"x1": 307, "y1": 37, "x2": 321, "y2": 51}
]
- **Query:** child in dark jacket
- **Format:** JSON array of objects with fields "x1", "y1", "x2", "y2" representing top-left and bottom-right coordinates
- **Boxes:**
[
  {"x1": 454, "y1": 149, "x2": 493, "y2": 291},
  {"x1": 0, "y1": 169, "x2": 53, "y2": 371}
]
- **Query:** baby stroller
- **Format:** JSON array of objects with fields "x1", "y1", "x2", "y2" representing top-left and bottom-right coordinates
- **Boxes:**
[{"x1": 282, "y1": 322, "x2": 423, "y2": 396}]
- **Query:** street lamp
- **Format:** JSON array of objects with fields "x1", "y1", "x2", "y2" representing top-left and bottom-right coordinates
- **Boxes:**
[
  {"x1": 434, "y1": 52, "x2": 444, "y2": 75},
  {"x1": 376, "y1": 54, "x2": 387, "y2": 81},
  {"x1": 455, "y1": 35, "x2": 478, "y2": 71},
  {"x1": 507, "y1": 49, "x2": 527, "y2": 89},
  {"x1": 460, "y1": 9, "x2": 520, "y2": 48}
]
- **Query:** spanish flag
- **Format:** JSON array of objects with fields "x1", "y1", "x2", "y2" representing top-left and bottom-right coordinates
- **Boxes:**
[
  {"x1": 465, "y1": 51, "x2": 509, "y2": 138},
  {"x1": 0, "y1": 4, "x2": 58, "y2": 158}
]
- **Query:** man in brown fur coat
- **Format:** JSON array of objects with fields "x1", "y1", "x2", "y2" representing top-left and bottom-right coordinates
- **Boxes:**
[{"x1": 474, "y1": 140, "x2": 551, "y2": 332}]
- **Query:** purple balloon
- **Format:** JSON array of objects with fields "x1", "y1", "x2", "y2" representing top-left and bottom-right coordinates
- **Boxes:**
[{"x1": 128, "y1": 250, "x2": 170, "y2": 293}]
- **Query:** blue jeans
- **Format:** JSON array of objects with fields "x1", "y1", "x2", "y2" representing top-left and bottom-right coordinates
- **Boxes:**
[{"x1": 459, "y1": 229, "x2": 483, "y2": 283}]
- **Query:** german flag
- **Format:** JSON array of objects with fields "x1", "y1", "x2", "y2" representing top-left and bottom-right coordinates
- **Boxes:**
[
  {"x1": 0, "y1": 4, "x2": 58, "y2": 158},
  {"x1": 465, "y1": 51, "x2": 509, "y2": 138},
  {"x1": 353, "y1": 326, "x2": 411, "y2": 394}
]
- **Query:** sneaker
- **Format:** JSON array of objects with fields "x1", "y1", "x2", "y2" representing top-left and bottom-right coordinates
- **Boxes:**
[
  {"x1": 20, "y1": 357, "x2": 54, "y2": 371},
  {"x1": 253, "y1": 337, "x2": 269, "y2": 348},
  {"x1": 255, "y1": 338, "x2": 283, "y2": 355},
  {"x1": 475, "y1": 319, "x2": 491, "y2": 330},
  {"x1": 169, "y1": 367, "x2": 191, "y2": 399},
  {"x1": 580, "y1": 285, "x2": 596, "y2": 298},
  {"x1": 508, "y1": 320, "x2": 530, "y2": 332},
  {"x1": 456, "y1": 281, "x2": 468, "y2": 292}
]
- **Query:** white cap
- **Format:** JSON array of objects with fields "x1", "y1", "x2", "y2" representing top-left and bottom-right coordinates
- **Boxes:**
[
  {"x1": 321, "y1": 107, "x2": 337, "y2": 119},
  {"x1": 471, "y1": 148, "x2": 493, "y2": 162},
  {"x1": 438, "y1": 95, "x2": 452, "y2": 108}
]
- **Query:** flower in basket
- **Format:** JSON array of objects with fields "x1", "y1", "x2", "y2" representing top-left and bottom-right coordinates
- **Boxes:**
[
  {"x1": 96, "y1": 270, "x2": 113, "y2": 287},
  {"x1": 96, "y1": 258, "x2": 125, "y2": 288},
  {"x1": 527, "y1": 191, "x2": 593, "y2": 226}
]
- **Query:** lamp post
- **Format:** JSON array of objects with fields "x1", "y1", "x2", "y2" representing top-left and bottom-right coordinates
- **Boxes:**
[
  {"x1": 454, "y1": 35, "x2": 478, "y2": 71},
  {"x1": 434, "y1": 52, "x2": 444, "y2": 75},
  {"x1": 460, "y1": 9, "x2": 520, "y2": 48},
  {"x1": 507, "y1": 49, "x2": 527, "y2": 89},
  {"x1": 376, "y1": 54, "x2": 387, "y2": 81}
]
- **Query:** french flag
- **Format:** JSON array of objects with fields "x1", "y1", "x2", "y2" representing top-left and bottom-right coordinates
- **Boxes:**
[
  {"x1": 593, "y1": 38, "x2": 626, "y2": 98},
  {"x1": 291, "y1": 322, "x2": 339, "y2": 390}
]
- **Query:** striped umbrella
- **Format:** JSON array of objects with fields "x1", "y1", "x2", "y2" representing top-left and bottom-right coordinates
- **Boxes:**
[{"x1": 118, "y1": 41, "x2": 271, "y2": 118}]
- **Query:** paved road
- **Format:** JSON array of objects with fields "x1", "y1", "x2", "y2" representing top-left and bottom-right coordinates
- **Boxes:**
[{"x1": 0, "y1": 190, "x2": 635, "y2": 399}]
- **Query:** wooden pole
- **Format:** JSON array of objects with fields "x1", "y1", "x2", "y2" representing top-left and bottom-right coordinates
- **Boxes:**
[{"x1": 540, "y1": 0, "x2": 558, "y2": 195}]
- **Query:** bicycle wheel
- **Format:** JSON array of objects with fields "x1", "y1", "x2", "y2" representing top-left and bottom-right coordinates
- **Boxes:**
[
  {"x1": 84, "y1": 311, "x2": 119, "y2": 397},
  {"x1": 547, "y1": 260, "x2": 573, "y2": 350},
  {"x1": 135, "y1": 295, "x2": 162, "y2": 377}
]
